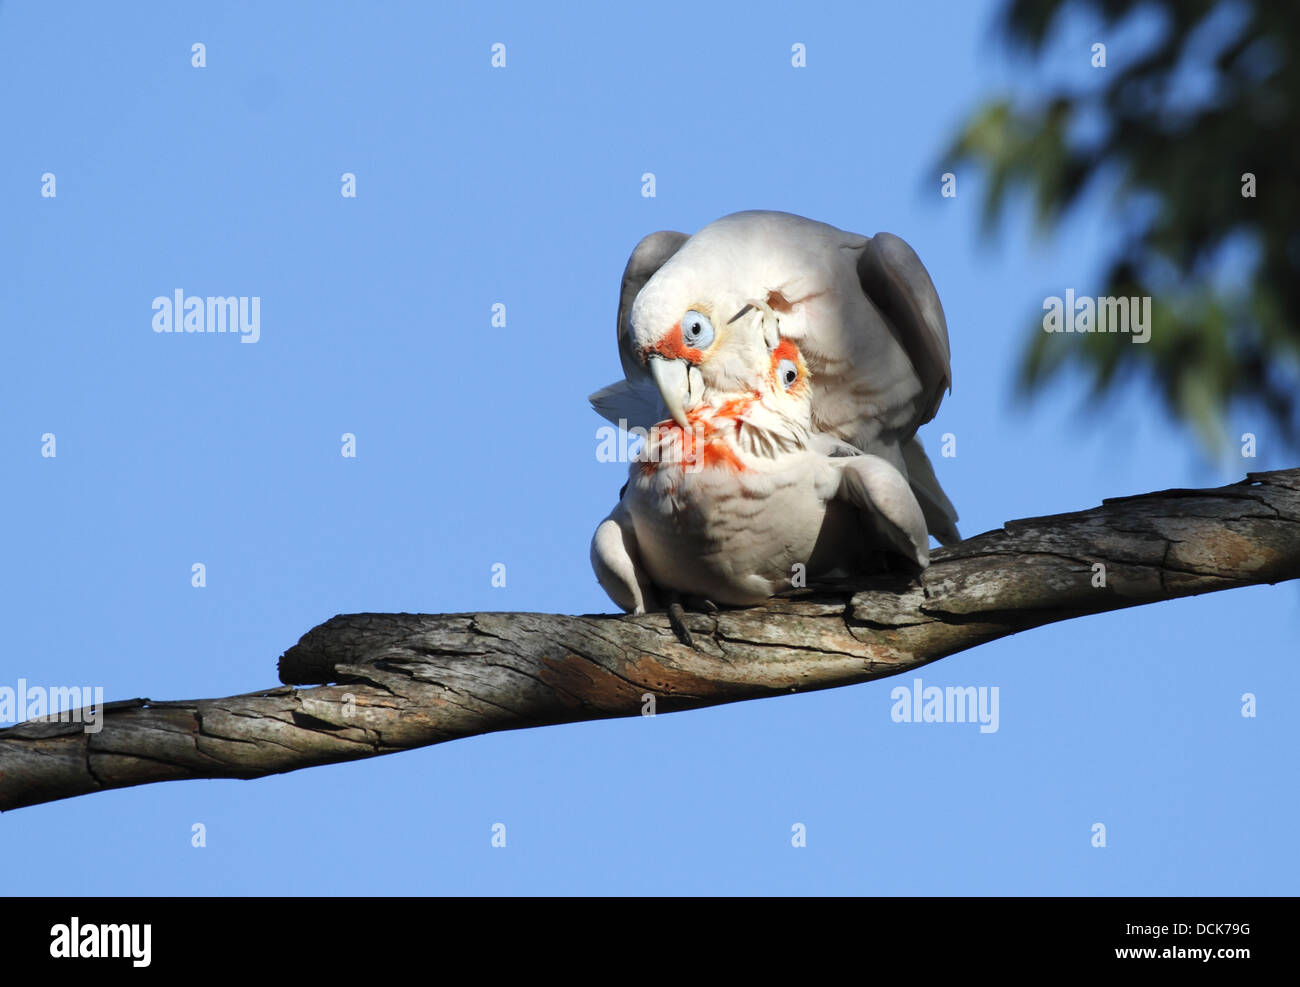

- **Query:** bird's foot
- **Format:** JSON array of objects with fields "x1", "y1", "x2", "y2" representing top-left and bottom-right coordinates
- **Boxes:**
[
  {"x1": 665, "y1": 595, "x2": 728, "y2": 647},
  {"x1": 659, "y1": 592, "x2": 721, "y2": 648}
]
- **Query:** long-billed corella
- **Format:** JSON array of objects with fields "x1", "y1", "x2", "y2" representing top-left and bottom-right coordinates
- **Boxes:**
[
  {"x1": 590, "y1": 210, "x2": 959, "y2": 554},
  {"x1": 591, "y1": 338, "x2": 931, "y2": 614}
]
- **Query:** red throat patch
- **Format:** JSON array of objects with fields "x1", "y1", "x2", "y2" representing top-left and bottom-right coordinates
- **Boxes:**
[{"x1": 639, "y1": 398, "x2": 754, "y2": 475}]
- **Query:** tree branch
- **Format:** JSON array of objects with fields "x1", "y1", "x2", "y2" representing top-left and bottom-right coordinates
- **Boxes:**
[{"x1": 3, "y1": 468, "x2": 1297, "y2": 812}]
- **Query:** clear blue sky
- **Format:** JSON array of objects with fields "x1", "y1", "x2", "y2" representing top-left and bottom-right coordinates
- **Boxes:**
[{"x1": 2, "y1": 0, "x2": 1295, "y2": 895}]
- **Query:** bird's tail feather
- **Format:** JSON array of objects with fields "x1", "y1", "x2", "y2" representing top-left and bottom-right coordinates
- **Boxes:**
[{"x1": 901, "y1": 435, "x2": 961, "y2": 546}]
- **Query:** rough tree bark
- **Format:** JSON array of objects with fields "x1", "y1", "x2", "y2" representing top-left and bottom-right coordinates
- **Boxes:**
[{"x1": 2, "y1": 468, "x2": 1297, "y2": 812}]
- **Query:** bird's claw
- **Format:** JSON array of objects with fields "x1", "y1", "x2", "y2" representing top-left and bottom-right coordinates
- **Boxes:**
[{"x1": 666, "y1": 600, "x2": 695, "y2": 648}]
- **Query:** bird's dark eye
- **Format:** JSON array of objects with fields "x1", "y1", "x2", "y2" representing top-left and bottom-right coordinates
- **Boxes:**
[
  {"x1": 681, "y1": 310, "x2": 714, "y2": 347},
  {"x1": 778, "y1": 358, "x2": 799, "y2": 390}
]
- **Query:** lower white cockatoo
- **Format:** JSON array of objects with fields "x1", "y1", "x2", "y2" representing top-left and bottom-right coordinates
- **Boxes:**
[
  {"x1": 591, "y1": 338, "x2": 930, "y2": 614},
  {"x1": 590, "y1": 210, "x2": 960, "y2": 546}
]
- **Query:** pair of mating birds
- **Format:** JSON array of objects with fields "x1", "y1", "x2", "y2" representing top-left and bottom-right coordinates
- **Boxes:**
[{"x1": 589, "y1": 210, "x2": 959, "y2": 620}]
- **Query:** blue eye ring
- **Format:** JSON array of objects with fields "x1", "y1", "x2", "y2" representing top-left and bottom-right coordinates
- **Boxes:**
[
  {"x1": 681, "y1": 310, "x2": 715, "y2": 349},
  {"x1": 777, "y1": 358, "x2": 799, "y2": 390}
]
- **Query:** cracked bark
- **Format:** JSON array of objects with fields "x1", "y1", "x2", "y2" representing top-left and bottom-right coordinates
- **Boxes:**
[{"x1": 2, "y1": 468, "x2": 1297, "y2": 812}]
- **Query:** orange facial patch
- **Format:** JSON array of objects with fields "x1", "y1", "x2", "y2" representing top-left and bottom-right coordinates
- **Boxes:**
[
  {"x1": 645, "y1": 322, "x2": 704, "y2": 364},
  {"x1": 769, "y1": 338, "x2": 806, "y2": 393},
  {"x1": 771, "y1": 338, "x2": 800, "y2": 366}
]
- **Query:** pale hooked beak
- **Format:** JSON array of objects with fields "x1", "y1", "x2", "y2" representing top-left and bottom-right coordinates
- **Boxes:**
[{"x1": 648, "y1": 356, "x2": 702, "y2": 429}]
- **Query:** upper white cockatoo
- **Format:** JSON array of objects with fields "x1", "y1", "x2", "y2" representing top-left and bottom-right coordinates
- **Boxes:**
[
  {"x1": 590, "y1": 210, "x2": 960, "y2": 545},
  {"x1": 591, "y1": 338, "x2": 930, "y2": 613}
]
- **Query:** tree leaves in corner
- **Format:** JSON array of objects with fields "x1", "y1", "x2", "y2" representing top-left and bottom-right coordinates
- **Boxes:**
[{"x1": 946, "y1": 0, "x2": 1299, "y2": 455}]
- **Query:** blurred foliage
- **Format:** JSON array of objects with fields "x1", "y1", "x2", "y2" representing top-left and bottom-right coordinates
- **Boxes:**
[{"x1": 947, "y1": 0, "x2": 1299, "y2": 455}]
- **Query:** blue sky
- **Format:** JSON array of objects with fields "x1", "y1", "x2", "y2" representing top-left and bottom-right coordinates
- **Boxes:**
[{"x1": 2, "y1": 0, "x2": 1295, "y2": 895}]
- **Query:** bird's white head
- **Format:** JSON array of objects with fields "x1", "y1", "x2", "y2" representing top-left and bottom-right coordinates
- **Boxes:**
[{"x1": 626, "y1": 211, "x2": 832, "y2": 427}]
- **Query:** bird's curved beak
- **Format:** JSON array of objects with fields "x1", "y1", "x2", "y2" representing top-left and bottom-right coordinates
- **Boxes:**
[{"x1": 648, "y1": 356, "x2": 697, "y2": 429}]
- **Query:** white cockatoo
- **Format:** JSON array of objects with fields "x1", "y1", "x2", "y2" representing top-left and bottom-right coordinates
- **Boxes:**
[
  {"x1": 590, "y1": 210, "x2": 960, "y2": 546},
  {"x1": 591, "y1": 338, "x2": 930, "y2": 613}
]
